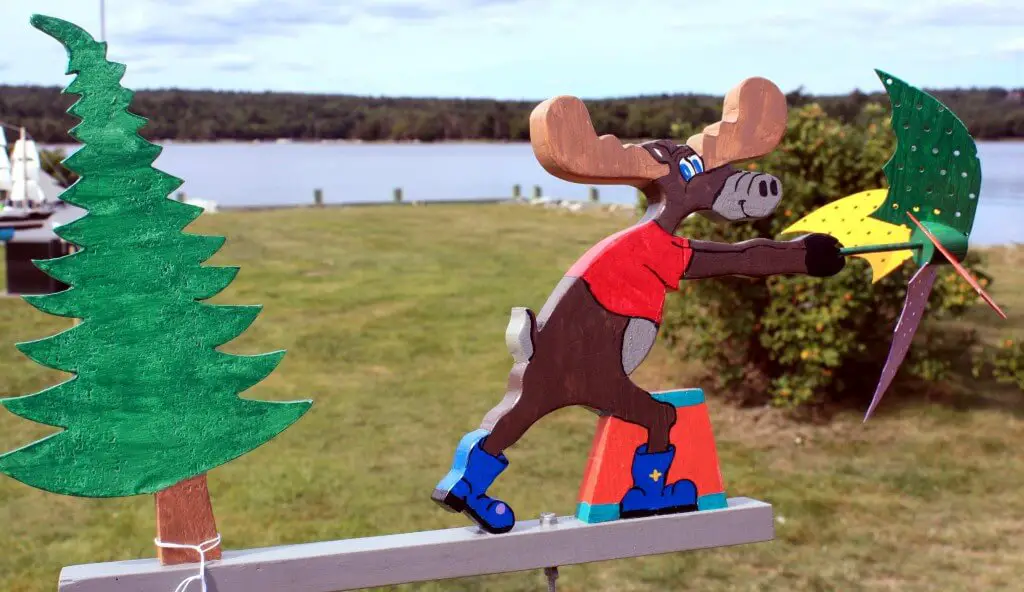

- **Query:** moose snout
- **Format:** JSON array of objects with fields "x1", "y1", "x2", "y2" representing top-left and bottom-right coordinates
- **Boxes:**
[{"x1": 710, "y1": 172, "x2": 783, "y2": 221}]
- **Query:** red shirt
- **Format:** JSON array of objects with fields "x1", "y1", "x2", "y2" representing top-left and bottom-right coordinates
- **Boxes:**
[{"x1": 566, "y1": 221, "x2": 692, "y2": 324}]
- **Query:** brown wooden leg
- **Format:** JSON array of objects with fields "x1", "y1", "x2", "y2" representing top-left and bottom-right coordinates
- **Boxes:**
[
  {"x1": 479, "y1": 357, "x2": 564, "y2": 455},
  {"x1": 575, "y1": 379, "x2": 677, "y2": 453},
  {"x1": 481, "y1": 395, "x2": 556, "y2": 455},
  {"x1": 643, "y1": 401, "x2": 677, "y2": 453},
  {"x1": 154, "y1": 473, "x2": 222, "y2": 565}
]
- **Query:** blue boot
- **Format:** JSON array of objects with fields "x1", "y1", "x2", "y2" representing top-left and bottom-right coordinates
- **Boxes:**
[
  {"x1": 432, "y1": 429, "x2": 516, "y2": 534},
  {"x1": 619, "y1": 444, "x2": 698, "y2": 519}
]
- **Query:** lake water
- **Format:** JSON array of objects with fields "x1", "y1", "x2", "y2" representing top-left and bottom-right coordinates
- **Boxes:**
[{"x1": 56, "y1": 141, "x2": 1024, "y2": 245}]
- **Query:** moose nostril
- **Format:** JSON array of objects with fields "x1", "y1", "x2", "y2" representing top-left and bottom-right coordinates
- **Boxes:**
[
  {"x1": 770, "y1": 179, "x2": 779, "y2": 195},
  {"x1": 759, "y1": 180, "x2": 769, "y2": 197}
]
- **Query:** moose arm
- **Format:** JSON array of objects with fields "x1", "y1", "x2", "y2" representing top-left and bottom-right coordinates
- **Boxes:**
[{"x1": 683, "y1": 234, "x2": 844, "y2": 280}]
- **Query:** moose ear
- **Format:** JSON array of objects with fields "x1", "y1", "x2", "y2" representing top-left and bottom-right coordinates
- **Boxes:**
[
  {"x1": 530, "y1": 96, "x2": 670, "y2": 186},
  {"x1": 687, "y1": 77, "x2": 788, "y2": 169}
]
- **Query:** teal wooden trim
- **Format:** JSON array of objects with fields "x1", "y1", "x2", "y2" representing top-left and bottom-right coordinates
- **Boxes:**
[
  {"x1": 651, "y1": 388, "x2": 705, "y2": 408},
  {"x1": 576, "y1": 502, "x2": 620, "y2": 524},
  {"x1": 698, "y1": 492, "x2": 728, "y2": 510}
]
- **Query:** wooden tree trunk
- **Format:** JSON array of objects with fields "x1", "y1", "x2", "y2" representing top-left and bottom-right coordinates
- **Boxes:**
[{"x1": 154, "y1": 473, "x2": 222, "y2": 565}]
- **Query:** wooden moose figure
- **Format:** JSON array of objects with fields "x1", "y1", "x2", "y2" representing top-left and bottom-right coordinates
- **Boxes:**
[{"x1": 433, "y1": 78, "x2": 846, "y2": 534}]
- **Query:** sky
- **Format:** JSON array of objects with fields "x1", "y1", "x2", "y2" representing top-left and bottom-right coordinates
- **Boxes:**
[{"x1": 0, "y1": 0, "x2": 1021, "y2": 99}]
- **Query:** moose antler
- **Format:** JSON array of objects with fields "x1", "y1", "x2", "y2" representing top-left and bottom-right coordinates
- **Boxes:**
[
  {"x1": 530, "y1": 96, "x2": 670, "y2": 187},
  {"x1": 687, "y1": 77, "x2": 788, "y2": 169}
]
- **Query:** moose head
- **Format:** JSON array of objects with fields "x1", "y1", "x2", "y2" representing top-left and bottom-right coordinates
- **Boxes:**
[{"x1": 529, "y1": 77, "x2": 788, "y2": 231}]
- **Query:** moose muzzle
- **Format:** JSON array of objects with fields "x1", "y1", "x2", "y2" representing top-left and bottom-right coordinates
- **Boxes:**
[{"x1": 710, "y1": 172, "x2": 783, "y2": 221}]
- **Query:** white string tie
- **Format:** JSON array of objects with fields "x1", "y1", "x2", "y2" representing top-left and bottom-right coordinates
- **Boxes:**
[{"x1": 153, "y1": 533, "x2": 222, "y2": 592}]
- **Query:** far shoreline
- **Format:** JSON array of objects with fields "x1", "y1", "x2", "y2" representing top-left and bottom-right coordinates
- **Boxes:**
[{"x1": 43, "y1": 137, "x2": 1024, "y2": 149}]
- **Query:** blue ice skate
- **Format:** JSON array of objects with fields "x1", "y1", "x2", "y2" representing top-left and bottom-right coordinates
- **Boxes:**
[
  {"x1": 619, "y1": 444, "x2": 699, "y2": 518},
  {"x1": 432, "y1": 429, "x2": 516, "y2": 534}
]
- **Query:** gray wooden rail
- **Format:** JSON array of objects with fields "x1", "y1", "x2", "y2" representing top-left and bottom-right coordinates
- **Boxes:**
[{"x1": 58, "y1": 497, "x2": 773, "y2": 591}]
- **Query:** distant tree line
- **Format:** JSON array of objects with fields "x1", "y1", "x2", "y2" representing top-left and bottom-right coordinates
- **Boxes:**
[{"x1": 2, "y1": 84, "x2": 1022, "y2": 144}]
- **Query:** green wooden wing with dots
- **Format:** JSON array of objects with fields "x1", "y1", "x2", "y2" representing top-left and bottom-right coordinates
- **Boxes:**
[{"x1": 870, "y1": 69, "x2": 981, "y2": 237}]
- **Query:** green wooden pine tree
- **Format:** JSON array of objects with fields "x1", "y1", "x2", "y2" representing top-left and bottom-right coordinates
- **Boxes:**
[{"x1": 0, "y1": 16, "x2": 312, "y2": 501}]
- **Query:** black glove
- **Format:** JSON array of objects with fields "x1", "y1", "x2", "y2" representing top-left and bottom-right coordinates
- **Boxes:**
[{"x1": 802, "y1": 233, "x2": 845, "y2": 277}]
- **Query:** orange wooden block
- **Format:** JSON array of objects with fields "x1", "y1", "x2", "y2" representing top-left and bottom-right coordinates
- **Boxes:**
[{"x1": 577, "y1": 388, "x2": 727, "y2": 523}]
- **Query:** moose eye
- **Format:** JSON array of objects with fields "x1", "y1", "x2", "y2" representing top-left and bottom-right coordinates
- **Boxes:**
[
  {"x1": 679, "y1": 154, "x2": 705, "y2": 181},
  {"x1": 679, "y1": 159, "x2": 697, "y2": 181}
]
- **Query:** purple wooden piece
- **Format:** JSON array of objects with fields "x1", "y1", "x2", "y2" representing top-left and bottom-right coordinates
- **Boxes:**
[{"x1": 863, "y1": 264, "x2": 939, "y2": 421}]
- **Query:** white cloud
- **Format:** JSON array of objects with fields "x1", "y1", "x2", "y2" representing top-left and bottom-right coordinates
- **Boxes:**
[
  {"x1": 995, "y1": 37, "x2": 1024, "y2": 56},
  {"x1": 211, "y1": 53, "x2": 258, "y2": 72},
  {"x1": 3, "y1": 0, "x2": 1019, "y2": 96},
  {"x1": 894, "y1": 0, "x2": 1024, "y2": 27}
]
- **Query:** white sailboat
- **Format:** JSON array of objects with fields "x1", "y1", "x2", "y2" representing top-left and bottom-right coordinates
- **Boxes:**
[
  {"x1": 0, "y1": 126, "x2": 51, "y2": 239},
  {"x1": 9, "y1": 127, "x2": 47, "y2": 207},
  {"x1": 0, "y1": 127, "x2": 11, "y2": 197}
]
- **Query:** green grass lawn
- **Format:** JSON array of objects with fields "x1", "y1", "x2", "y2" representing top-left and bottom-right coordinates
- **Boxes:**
[{"x1": 1, "y1": 204, "x2": 1022, "y2": 591}]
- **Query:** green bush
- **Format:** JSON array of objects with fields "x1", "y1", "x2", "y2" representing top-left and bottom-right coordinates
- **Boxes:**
[
  {"x1": 39, "y1": 148, "x2": 79, "y2": 188},
  {"x1": 974, "y1": 337, "x2": 1024, "y2": 391},
  {"x1": 657, "y1": 103, "x2": 990, "y2": 409}
]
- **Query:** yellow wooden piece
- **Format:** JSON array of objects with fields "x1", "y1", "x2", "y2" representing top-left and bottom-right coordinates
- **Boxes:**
[{"x1": 781, "y1": 189, "x2": 913, "y2": 283}]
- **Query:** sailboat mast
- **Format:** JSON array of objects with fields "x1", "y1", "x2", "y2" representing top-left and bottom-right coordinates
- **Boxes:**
[
  {"x1": 19, "y1": 128, "x2": 26, "y2": 203},
  {"x1": 20, "y1": 127, "x2": 27, "y2": 206}
]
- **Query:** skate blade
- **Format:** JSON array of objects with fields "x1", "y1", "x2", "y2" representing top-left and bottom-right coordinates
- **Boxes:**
[{"x1": 619, "y1": 503, "x2": 698, "y2": 520}]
